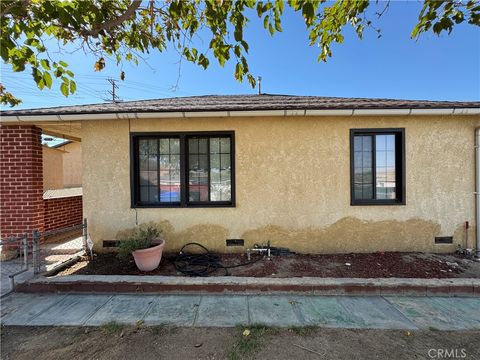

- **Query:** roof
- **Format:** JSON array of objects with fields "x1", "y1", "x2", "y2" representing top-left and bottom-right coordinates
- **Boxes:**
[
  {"x1": 43, "y1": 187, "x2": 82, "y2": 200},
  {"x1": 50, "y1": 140, "x2": 72, "y2": 149},
  {"x1": 2, "y1": 94, "x2": 479, "y2": 117}
]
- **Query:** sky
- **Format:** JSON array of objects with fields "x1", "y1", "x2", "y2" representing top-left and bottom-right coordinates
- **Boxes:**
[{"x1": 1, "y1": 1, "x2": 479, "y2": 111}]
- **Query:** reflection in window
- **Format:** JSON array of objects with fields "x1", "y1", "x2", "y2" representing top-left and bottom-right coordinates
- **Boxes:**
[
  {"x1": 375, "y1": 135, "x2": 396, "y2": 200},
  {"x1": 353, "y1": 135, "x2": 373, "y2": 200},
  {"x1": 209, "y1": 137, "x2": 231, "y2": 202},
  {"x1": 134, "y1": 133, "x2": 234, "y2": 207},
  {"x1": 139, "y1": 138, "x2": 180, "y2": 203},
  {"x1": 351, "y1": 129, "x2": 404, "y2": 205},
  {"x1": 188, "y1": 136, "x2": 231, "y2": 202}
]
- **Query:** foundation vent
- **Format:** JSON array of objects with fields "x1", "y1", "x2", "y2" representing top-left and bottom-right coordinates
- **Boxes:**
[
  {"x1": 103, "y1": 240, "x2": 120, "y2": 248},
  {"x1": 435, "y1": 236, "x2": 453, "y2": 244},
  {"x1": 226, "y1": 239, "x2": 244, "y2": 247}
]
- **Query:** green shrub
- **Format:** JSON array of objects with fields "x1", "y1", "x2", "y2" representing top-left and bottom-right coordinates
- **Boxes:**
[{"x1": 117, "y1": 226, "x2": 161, "y2": 260}]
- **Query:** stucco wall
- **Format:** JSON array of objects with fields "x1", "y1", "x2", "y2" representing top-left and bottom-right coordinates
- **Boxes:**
[
  {"x1": 82, "y1": 115, "x2": 480, "y2": 254},
  {"x1": 62, "y1": 141, "x2": 82, "y2": 187},
  {"x1": 42, "y1": 146, "x2": 63, "y2": 190}
]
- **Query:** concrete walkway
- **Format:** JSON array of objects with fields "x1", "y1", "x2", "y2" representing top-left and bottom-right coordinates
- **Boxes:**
[{"x1": 2, "y1": 293, "x2": 480, "y2": 330}]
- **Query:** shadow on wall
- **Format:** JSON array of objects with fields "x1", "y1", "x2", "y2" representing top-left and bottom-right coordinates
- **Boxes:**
[{"x1": 112, "y1": 217, "x2": 471, "y2": 254}]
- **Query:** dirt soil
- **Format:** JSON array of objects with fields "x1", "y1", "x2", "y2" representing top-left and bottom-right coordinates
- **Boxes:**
[
  {"x1": 55, "y1": 251, "x2": 480, "y2": 278},
  {"x1": 2, "y1": 326, "x2": 480, "y2": 360}
]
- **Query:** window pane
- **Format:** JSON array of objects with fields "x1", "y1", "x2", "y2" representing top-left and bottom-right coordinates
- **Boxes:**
[
  {"x1": 376, "y1": 135, "x2": 386, "y2": 151},
  {"x1": 220, "y1": 169, "x2": 231, "y2": 201},
  {"x1": 159, "y1": 139, "x2": 170, "y2": 154},
  {"x1": 188, "y1": 138, "x2": 209, "y2": 202},
  {"x1": 159, "y1": 151, "x2": 181, "y2": 203},
  {"x1": 386, "y1": 151, "x2": 395, "y2": 167},
  {"x1": 170, "y1": 138, "x2": 180, "y2": 154},
  {"x1": 220, "y1": 138, "x2": 230, "y2": 153},
  {"x1": 220, "y1": 154, "x2": 230, "y2": 170},
  {"x1": 198, "y1": 154, "x2": 208, "y2": 172},
  {"x1": 353, "y1": 135, "x2": 373, "y2": 200},
  {"x1": 189, "y1": 138, "x2": 198, "y2": 154},
  {"x1": 354, "y1": 136, "x2": 362, "y2": 152},
  {"x1": 139, "y1": 139, "x2": 159, "y2": 202},
  {"x1": 148, "y1": 139, "x2": 157, "y2": 154},
  {"x1": 139, "y1": 139, "x2": 149, "y2": 155},
  {"x1": 210, "y1": 138, "x2": 220, "y2": 154},
  {"x1": 138, "y1": 137, "x2": 181, "y2": 203},
  {"x1": 209, "y1": 137, "x2": 232, "y2": 202},
  {"x1": 386, "y1": 135, "x2": 395, "y2": 151},
  {"x1": 148, "y1": 186, "x2": 158, "y2": 202},
  {"x1": 375, "y1": 134, "x2": 396, "y2": 201},
  {"x1": 198, "y1": 138, "x2": 208, "y2": 154}
]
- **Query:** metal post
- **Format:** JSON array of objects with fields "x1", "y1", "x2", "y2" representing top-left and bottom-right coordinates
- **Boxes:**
[
  {"x1": 82, "y1": 218, "x2": 88, "y2": 252},
  {"x1": 32, "y1": 230, "x2": 40, "y2": 274},
  {"x1": 22, "y1": 233, "x2": 28, "y2": 269}
]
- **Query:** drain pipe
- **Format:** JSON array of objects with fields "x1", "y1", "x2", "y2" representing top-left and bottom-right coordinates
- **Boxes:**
[{"x1": 476, "y1": 127, "x2": 480, "y2": 259}]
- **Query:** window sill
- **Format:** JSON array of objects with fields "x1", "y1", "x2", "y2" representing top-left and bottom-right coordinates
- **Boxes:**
[
  {"x1": 131, "y1": 203, "x2": 235, "y2": 209},
  {"x1": 350, "y1": 200, "x2": 406, "y2": 206}
]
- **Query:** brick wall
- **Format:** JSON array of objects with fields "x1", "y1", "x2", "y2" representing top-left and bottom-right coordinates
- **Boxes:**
[
  {"x1": 43, "y1": 196, "x2": 83, "y2": 232},
  {"x1": 0, "y1": 125, "x2": 44, "y2": 238}
]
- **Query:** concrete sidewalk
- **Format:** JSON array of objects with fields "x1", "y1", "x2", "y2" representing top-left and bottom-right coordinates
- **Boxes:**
[{"x1": 1, "y1": 293, "x2": 480, "y2": 330}]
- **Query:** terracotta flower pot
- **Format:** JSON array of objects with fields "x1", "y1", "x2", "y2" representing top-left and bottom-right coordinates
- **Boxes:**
[{"x1": 132, "y1": 239, "x2": 165, "y2": 272}]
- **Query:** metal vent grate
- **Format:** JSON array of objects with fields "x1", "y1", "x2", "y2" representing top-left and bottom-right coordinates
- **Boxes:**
[
  {"x1": 226, "y1": 239, "x2": 244, "y2": 247},
  {"x1": 103, "y1": 240, "x2": 120, "y2": 248},
  {"x1": 435, "y1": 236, "x2": 453, "y2": 244}
]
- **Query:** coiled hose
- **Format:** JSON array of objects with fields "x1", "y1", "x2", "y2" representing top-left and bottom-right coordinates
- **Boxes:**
[{"x1": 170, "y1": 242, "x2": 262, "y2": 277}]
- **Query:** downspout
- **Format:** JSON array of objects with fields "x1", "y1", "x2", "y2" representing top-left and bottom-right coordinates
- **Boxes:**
[{"x1": 476, "y1": 127, "x2": 480, "y2": 259}]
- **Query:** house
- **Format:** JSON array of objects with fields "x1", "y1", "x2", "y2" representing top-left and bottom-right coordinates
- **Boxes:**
[{"x1": 1, "y1": 95, "x2": 479, "y2": 255}]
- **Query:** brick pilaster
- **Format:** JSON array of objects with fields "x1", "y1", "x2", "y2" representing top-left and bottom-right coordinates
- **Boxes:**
[{"x1": 0, "y1": 125, "x2": 44, "y2": 238}]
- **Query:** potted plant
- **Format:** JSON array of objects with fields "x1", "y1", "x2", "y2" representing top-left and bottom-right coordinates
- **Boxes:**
[{"x1": 117, "y1": 226, "x2": 165, "y2": 271}]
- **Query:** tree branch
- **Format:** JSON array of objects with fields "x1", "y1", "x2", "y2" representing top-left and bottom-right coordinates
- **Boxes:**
[
  {"x1": 0, "y1": 0, "x2": 30, "y2": 19},
  {"x1": 82, "y1": 0, "x2": 142, "y2": 37}
]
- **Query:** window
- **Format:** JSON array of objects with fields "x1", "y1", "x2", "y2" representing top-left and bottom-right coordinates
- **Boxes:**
[
  {"x1": 131, "y1": 132, "x2": 234, "y2": 207},
  {"x1": 350, "y1": 129, "x2": 405, "y2": 205}
]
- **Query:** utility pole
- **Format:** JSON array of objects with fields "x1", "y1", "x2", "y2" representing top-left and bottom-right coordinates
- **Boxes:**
[
  {"x1": 257, "y1": 76, "x2": 262, "y2": 95},
  {"x1": 104, "y1": 78, "x2": 121, "y2": 102}
]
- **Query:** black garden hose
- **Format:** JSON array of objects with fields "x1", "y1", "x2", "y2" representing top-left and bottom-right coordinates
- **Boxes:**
[{"x1": 170, "y1": 242, "x2": 263, "y2": 277}]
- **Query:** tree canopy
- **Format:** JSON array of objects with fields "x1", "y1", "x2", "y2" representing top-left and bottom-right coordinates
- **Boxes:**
[{"x1": 1, "y1": 0, "x2": 479, "y2": 106}]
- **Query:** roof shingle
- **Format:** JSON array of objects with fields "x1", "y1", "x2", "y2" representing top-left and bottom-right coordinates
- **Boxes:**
[{"x1": 2, "y1": 94, "x2": 479, "y2": 117}]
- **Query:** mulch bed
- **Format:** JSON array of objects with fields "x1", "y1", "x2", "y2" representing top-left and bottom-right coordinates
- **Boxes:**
[{"x1": 55, "y1": 251, "x2": 476, "y2": 278}]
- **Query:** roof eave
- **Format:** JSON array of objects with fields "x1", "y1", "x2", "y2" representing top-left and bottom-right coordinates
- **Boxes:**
[{"x1": 1, "y1": 107, "x2": 479, "y2": 122}]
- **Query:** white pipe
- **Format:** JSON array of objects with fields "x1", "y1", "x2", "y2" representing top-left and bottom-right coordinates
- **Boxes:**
[
  {"x1": 476, "y1": 127, "x2": 480, "y2": 258},
  {"x1": 1, "y1": 107, "x2": 479, "y2": 123}
]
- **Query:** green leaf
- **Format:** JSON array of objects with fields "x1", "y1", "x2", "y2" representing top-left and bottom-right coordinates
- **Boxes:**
[
  {"x1": 43, "y1": 72, "x2": 52, "y2": 88},
  {"x1": 40, "y1": 59, "x2": 50, "y2": 70},
  {"x1": 59, "y1": 60, "x2": 68, "y2": 67},
  {"x1": 60, "y1": 82, "x2": 69, "y2": 96},
  {"x1": 70, "y1": 80, "x2": 76, "y2": 94}
]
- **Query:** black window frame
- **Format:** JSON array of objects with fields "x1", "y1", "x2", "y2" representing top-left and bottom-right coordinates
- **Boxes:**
[
  {"x1": 130, "y1": 131, "x2": 235, "y2": 208},
  {"x1": 350, "y1": 128, "x2": 406, "y2": 206}
]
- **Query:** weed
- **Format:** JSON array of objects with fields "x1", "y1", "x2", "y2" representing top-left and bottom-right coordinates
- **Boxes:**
[
  {"x1": 288, "y1": 325, "x2": 319, "y2": 337},
  {"x1": 100, "y1": 321, "x2": 125, "y2": 334},
  {"x1": 228, "y1": 325, "x2": 275, "y2": 360},
  {"x1": 148, "y1": 324, "x2": 178, "y2": 336}
]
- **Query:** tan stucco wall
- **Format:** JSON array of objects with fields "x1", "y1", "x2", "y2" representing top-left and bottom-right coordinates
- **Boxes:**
[
  {"x1": 82, "y1": 115, "x2": 480, "y2": 254},
  {"x1": 43, "y1": 146, "x2": 63, "y2": 190},
  {"x1": 62, "y1": 141, "x2": 82, "y2": 187}
]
